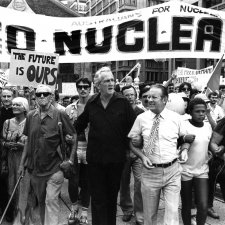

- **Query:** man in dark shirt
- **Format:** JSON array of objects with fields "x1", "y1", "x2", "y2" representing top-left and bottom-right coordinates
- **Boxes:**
[
  {"x1": 120, "y1": 85, "x2": 144, "y2": 225},
  {"x1": 19, "y1": 85, "x2": 77, "y2": 225},
  {"x1": 75, "y1": 67, "x2": 136, "y2": 225},
  {"x1": 0, "y1": 88, "x2": 15, "y2": 222}
]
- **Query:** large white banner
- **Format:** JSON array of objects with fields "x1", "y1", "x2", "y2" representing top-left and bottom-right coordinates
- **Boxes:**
[
  {"x1": 0, "y1": 1, "x2": 225, "y2": 62},
  {"x1": 9, "y1": 49, "x2": 59, "y2": 88}
]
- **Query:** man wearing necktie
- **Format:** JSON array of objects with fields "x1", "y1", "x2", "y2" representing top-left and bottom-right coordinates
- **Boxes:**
[{"x1": 128, "y1": 84, "x2": 190, "y2": 225}]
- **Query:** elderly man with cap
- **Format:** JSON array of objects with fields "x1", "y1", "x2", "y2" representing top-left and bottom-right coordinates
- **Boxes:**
[
  {"x1": 75, "y1": 67, "x2": 136, "y2": 225},
  {"x1": 18, "y1": 84, "x2": 77, "y2": 225}
]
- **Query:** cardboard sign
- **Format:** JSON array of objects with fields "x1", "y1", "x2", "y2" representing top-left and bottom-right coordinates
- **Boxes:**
[
  {"x1": 0, "y1": 69, "x2": 8, "y2": 86},
  {"x1": 176, "y1": 66, "x2": 214, "y2": 87},
  {"x1": 9, "y1": 49, "x2": 59, "y2": 88}
]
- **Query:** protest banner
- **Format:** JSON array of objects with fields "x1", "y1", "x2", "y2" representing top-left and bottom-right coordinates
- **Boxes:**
[
  {"x1": 0, "y1": 69, "x2": 8, "y2": 86},
  {"x1": 62, "y1": 82, "x2": 78, "y2": 96},
  {"x1": 9, "y1": 49, "x2": 59, "y2": 89},
  {"x1": 0, "y1": 1, "x2": 224, "y2": 62},
  {"x1": 176, "y1": 66, "x2": 214, "y2": 88}
]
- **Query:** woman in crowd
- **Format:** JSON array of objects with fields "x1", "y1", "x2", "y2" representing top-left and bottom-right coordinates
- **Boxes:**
[
  {"x1": 180, "y1": 98, "x2": 213, "y2": 225},
  {"x1": 179, "y1": 82, "x2": 193, "y2": 99},
  {"x1": 1, "y1": 97, "x2": 29, "y2": 224}
]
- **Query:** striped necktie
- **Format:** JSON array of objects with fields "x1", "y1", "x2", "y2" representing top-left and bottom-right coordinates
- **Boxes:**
[{"x1": 145, "y1": 114, "x2": 160, "y2": 158}]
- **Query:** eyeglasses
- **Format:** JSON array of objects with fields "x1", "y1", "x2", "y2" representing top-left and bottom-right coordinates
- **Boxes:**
[
  {"x1": 182, "y1": 88, "x2": 190, "y2": 91},
  {"x1": 35, "y1": 92, "x2": 51, "y2": 98},
  {"x1": 77, "y1": 85, "x2": 90, "y2": 90}
]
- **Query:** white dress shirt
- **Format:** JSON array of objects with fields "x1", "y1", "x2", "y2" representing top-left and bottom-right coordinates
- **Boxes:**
[
  {"x1": 208, "y1": 104, "x2": 224, "y2": 123},
  {"x1": 128, "y1": 108, "x2": 186, "y2": 164}
]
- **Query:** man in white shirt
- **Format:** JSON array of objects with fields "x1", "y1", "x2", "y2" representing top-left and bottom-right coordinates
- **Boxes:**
[
  {"x1": 208, "y1": 91, "x2": 224, "y2": 123},
  {"x1": 128, "y1": 84, "x2": 189, "y2": 225}
]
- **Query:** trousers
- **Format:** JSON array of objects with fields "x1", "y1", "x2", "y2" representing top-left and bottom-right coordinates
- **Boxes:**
[
  {"x1": 88, "y1": 162, "x2": 124, "y2": 225},
  {"x1": 120, "y1": 156, "x2": 143, "y2": 223},
  {"x1": 141, "y1": 161, "x2": 181, "y2": 225},
  {"x1": 30, "y1": 170, "x2": 64, "y2": 225}
]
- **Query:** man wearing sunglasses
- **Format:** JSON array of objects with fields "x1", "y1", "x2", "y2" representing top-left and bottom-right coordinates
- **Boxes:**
[
  {"x1": 65, "y1": 78, "x2": 91, "y2": 225},
  {"x1": 18, "y1": 84, "x2": 77, "y2": 225}
]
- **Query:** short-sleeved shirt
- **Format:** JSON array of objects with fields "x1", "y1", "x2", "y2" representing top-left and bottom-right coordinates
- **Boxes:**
[
  {"x1": 128, "y1": 108, "x2": 186, "y2": 164},
  {"x1": 204, "y1": 104, "x2": 224, "y2": 124},
  {"x1": 23, "y1": 105, "x2": 75, "y2": 176},
  {"x1": 181, "y1": 120, "x2": 212, "y2": 176},
  {"x1": 65, "y1": 100, "x2": 88, "y2": 142}
]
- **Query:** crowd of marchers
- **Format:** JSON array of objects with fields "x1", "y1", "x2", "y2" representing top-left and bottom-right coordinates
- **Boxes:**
[{"x1": 0, "y1": 67, "x2": 225, "y2": 225}]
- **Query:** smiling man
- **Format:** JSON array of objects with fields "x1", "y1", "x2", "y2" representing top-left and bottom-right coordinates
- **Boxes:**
[
  {"x1": 75, "y1": 67, "x2": 136, "y2": 225},
  {"x1": 18, "y1": 84, "x2": 77, "y2": 225},
  {"x1": 128, "y1": 84, "x2": 190, "y2": 225}
]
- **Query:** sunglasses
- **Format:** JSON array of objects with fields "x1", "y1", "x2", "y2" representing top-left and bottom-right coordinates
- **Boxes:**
[
  {"x1": 35, "y1": 92, "x2": 51, "y2": 97},
  {"x1": 182, "y1": 88, "x2": 190, "y2": 91},
  {"x1": 77, "y1": 85, "x2": 90, "y2": 90}
]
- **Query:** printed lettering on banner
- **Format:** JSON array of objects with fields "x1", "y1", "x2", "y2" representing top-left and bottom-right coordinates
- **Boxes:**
[{"x1": 0, "y1": 1, "x2": 224, "y2": 62}]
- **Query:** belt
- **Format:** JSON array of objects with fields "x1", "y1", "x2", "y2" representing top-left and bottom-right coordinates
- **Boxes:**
[{"x1": 152, "y1": 158, "x2": 177, "y2": 168}]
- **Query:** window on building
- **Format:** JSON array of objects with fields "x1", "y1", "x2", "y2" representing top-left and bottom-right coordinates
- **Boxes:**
[
  {"x1": 128, "y1": 60, "x2": 136, "y2": 67},
  {"x1": 123, "y1": 61, "x2": 129, "y2": 66},
  {"x1": 110, "y1": 2, "x2": 116, "y2": 13},
  {"x1": 119, "y1": 61, "x2": 123, "y2": 67},
  {"x1": 206, "y1": 0, "x2": 222, "y2": 8},
  {"x1": 147, "y1": 0, "x2": 164, "y2": 7},
  {"x1": 103, "y1": 8, "x2": 109, "y2": 14},
  {"x1": 97, "y1": 2, "x2": 102, "y2": 12},
  {"x1": 111, "y1": 61, "x2": 116, "y2": 69},
  {"x1": 61, "y1": 74, "x2": 78, "y2": 83},
  {"x1": 91, "y1": 0, "x2": 96, "y2": 6},
  {"x1": 119, "y1": 0, "x2": 124, "y2": 7},
  {"x1": 91, "y1": 7, "x2": 96, "y2": 15},
  {"x1": 103, "y1": 0, "x2": 109, "y2": 7},
  {"x1": 86, "y1": 2, "x2": 90, "y2": 10},
  {"x1": 59, "y1": 63, "x2": 74, "y2": 74}
]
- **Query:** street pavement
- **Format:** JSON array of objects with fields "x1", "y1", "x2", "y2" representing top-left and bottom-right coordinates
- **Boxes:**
[{"x1": 1, "y1": 179, "x2": 225, "y2": 225}]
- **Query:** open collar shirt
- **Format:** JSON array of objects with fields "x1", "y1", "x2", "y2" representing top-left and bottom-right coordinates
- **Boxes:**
[
  {"x1": 208, "y1": 104, "x2": 224, "y2": 123},
  {"x1": 65, "y1": 100, "x2": 79, "y2": 124},
  {"x1": 75, "y1": 92, "x2": 136, "y2": 163},
  {"x1": 128, "y1": 108, "x2": 186, "y2": 164},
  {"x1": 23, "y1": 105, "x2": 75, "y2": 176}
]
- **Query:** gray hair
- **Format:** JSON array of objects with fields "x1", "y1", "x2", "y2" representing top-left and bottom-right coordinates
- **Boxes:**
[
  {"x1": 94, "y1": 67, "x2": 113, "y2": 86},
  {"x1": 12, "y1": 97, "x2": 29, "y2": 112}
]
